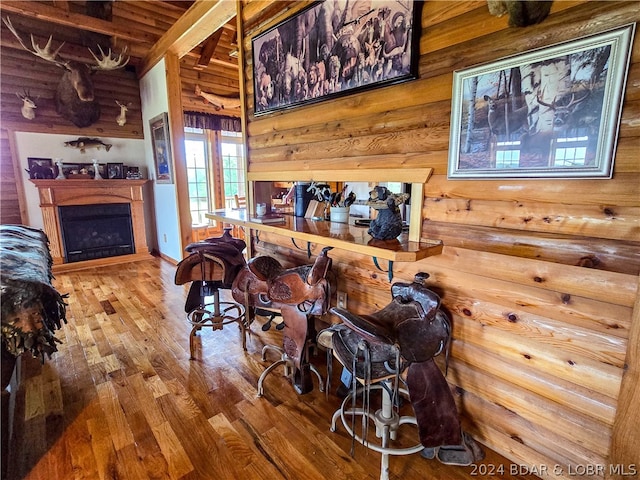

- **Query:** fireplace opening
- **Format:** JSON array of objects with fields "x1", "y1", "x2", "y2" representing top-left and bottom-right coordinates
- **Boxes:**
[{"x1": 59, "y1": 203, "x2": 135, "y2": 263}]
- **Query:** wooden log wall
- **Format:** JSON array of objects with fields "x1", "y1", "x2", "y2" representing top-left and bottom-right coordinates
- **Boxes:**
[{"x1": 240, "y1": 1, "x2": 640, "y2": 478}]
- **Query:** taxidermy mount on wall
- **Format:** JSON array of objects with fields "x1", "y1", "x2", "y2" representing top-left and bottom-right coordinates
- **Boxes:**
[
  {"x1": 3, "y1": 16, "x2": 129, "y2": 128},
  {"x1": 487, "y1": 0, "x2": 553, "y2": 27},
  {"x1": 64, "y1": 137, "x2": 112, "y2": 154},
  {"x1": 115, "y1": 100, "x2": 131, "y2": 126},
  {"x1": 195, "y1": 85, "x2": 241, "y2": 111},
  {"x1": 16, "y1": 89, "x2": 37, "y2": 120}
]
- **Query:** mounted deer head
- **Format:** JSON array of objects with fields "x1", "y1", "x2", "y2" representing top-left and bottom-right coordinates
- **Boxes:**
[
  {"x1": 115, "y1": 100, "x2": 131, "y2": 126},
  {"x1": 3, "y1": 16, "x2": 129, "y2": 128},
  {"x1": 16, "y1": 89, "x2": 37, "y2": 120}
]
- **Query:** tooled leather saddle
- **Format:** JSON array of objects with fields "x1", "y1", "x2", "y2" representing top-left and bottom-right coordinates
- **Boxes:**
[
  {"x1": 324, "y1": 272, "x2": 484, "y2": 465},
  {"x1": 232, "y1": 246, "x2": 334, "y2": 394}
]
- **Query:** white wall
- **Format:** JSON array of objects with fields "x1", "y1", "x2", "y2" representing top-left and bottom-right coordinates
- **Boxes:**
[
  {"x1": 15, "y1": 132, "x2": 146, "y2": 229},
  {"x1": 140, "y1": 59, "x2": 182, "y2": 262},
  {"x1": 14, "y1": 58, "x2": 184, "y2": 263}
]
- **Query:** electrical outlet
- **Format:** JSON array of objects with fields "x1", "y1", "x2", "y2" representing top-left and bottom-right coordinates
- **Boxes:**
[
  {"x1": 163, "y1": 233, "x2": 167, "y2": 243},
  {"x1": 337, "y1": 291, "x2": 347, "y2": 309}
]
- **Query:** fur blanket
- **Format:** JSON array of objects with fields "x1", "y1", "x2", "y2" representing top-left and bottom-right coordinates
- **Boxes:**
[{"x1": 1, "y1": 225, "x2": 67, "y2": 361}]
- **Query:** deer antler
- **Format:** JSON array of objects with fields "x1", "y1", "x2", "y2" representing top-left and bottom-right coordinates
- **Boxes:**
[
  {"x1": 88, "y1": 45, "x2": 130, "y2": 70},
  {"x1": 3, "y1": 16, "x2": 66, "y2": 66}
]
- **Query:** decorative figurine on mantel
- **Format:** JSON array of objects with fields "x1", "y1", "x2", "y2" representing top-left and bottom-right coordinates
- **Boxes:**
[
  {"x1": 367, "y1": 186, "x2": 409, "y2": 240},
  {"x1": 92, "y1": 159, "x2": 102, "y2": 180},
  {"x1": 54, "y1": 159, "x2": 65, "y2": 180}
]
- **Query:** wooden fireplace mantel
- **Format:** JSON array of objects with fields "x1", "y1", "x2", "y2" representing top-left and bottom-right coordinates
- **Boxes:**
[{"x1": 30, "y1": 179, "x2": 151, "y2": 271}]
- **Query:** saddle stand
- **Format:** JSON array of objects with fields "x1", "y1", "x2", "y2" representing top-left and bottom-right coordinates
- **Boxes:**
[
  {"x1": 257, "y1": 313, "x2": 324, "y2": 397},
  {"x1": 174, "y1": 228, "x2": 249, "y2": 359},
  {"x1": 319, "y1": 272, "x2": 483, "y2": 480},
  {"x1": 232, "y1": 247, "x2": 334, "y2": 395}
]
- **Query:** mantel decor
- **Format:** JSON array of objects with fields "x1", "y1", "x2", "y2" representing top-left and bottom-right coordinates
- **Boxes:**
[
  {"x1": 252, "y1": 0, "x2": 422, "y2": 115},
  {"x1": 150, "y1": 112, "x2": 173, "y2": 184},
  {"x1": 448, "y1": 24, "x2": 634, "y2": 179}
]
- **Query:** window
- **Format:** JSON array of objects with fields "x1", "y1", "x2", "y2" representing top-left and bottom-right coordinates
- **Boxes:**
[
  {"x1": 184, "y1": 128, "x2": 246, "y2": 225},
  {"x1": 221, "y1": 131, "x2": 246, "y2": 209},
  {"x1": 185, "y1": 129, "x2": 209, "y2": 225}
]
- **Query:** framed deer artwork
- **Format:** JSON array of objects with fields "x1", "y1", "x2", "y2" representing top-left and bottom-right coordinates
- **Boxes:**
[
  {"x1": 448, "y1": 24, "x2": 635, "y2": 179},
  {"x1": 252, "y1": 0, "x2": 422, "y2": 116},
  {"x1": 150, "y1": 112, "x2": 173, "y2": 184}
]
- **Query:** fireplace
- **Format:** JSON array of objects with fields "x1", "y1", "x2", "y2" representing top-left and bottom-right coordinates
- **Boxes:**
[
  {"x1": 59, "y1": 203, "x2": 135, "y2": 262},
  {"x1": 30, "y1": 179, "x2": 150, "y2": 271}
]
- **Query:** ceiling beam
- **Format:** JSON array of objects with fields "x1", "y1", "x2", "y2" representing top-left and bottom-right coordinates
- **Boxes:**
[
  {"x1": 193, "y1": 29, "x2": 222, "y2": 71},
  {"x1": 0, "y1": 1, "x2": 146, "y2": 43},
  {"x1": 139, "y1": 0, "x2": 236, "y2": 77}
]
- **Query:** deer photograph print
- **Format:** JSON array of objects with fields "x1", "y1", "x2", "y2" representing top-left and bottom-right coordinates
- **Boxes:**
[{"x1": 448, "y1": 24, "x2": 634, "y2": 179}]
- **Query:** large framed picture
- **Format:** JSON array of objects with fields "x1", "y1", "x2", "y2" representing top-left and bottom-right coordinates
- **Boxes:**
[
  {"x1": 252, "y1": 0, "x2": 422, "y2": 116},
  {"x1": 150, "y1": 112, "x2": 173, "y2": 184},
  {"x1": 448, "y1": 24, "x2": 634, "y2": 179}
]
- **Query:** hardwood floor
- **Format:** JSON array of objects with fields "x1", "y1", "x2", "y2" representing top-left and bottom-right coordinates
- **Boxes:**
[{"x1": 5, "y1": 257, "x2": 537, "y2": 479}]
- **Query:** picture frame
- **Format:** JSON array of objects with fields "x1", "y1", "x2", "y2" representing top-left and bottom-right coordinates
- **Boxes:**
[
  {"x1": 107, "y1": 162, "x2": 125, "y2": 179},
  {"x1": 448, "y1": 24, "x2": 634, "y2": 179},
  {"x1": 252, "y1": 0, "x2": 422, "y2": 116},
  {"x1": 59, "y1": 163, "x2": 79, "y2": 179},
  {"x1": 150, "y1": 112, "x2": 173, "y2": 183},
  {"x1": 27, "y1": 157, "x2": 54, "y2": 179}
]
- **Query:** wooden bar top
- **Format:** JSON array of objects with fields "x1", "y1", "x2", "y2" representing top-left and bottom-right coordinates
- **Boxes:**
[{"x1": 206, "y1": 209, "x2": 443, "y2": 262}]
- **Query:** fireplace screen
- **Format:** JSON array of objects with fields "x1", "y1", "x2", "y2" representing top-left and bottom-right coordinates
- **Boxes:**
[{"x1": 59, "y1": 203, "x2": 135, "y2": 262}]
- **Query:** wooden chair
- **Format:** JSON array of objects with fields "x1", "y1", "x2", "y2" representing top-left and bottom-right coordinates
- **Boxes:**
[
  {"x1": 231, "y1": 195, "x2": 247, "y2": 239},
  {"x1": 233, "y1": 194, "x2": 246, "y2": 209}
]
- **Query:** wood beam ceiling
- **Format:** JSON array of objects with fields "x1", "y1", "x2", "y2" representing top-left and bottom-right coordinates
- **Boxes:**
[
  {"x1": 140, "y1": 0, "x2": 236, "y2": 76},
  {"x1": 0, "y1": 1, "x2": 147, "y2": 43}
]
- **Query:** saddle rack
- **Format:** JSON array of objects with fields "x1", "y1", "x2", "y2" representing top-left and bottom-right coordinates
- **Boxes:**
[
  {"x1": 319, "y1": 272, "x2": 483, "y2": 480},
  {"x1": 174, "y1": 228, "x2": 249, "y2": 359}
]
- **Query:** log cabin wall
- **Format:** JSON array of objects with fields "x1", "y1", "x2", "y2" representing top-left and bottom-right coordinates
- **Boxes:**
[{"x1": 240, "y1": 1, "x2": 640, "y2": 477}]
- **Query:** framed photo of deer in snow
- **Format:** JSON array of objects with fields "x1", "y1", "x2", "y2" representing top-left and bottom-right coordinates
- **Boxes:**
[
  {"x1": 251, "y1": 0, "x2": 422, "y2": 116},
  {"x1": 448, "y1": 24, "x2": 634, "y2": 179},
  {"x1": 150, "y1": 112, "x2": 173, "y2": 184}
]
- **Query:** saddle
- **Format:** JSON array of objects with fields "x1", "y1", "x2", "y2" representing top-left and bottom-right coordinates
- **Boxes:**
[
  {"x1": 232, "y1": 246, "x2": 334, "y2": 394},
  {"x1": 324, "y1": 273, "x2": 484, "y2": 465},
  {"x1": 175, "y1": 228, "x2": 246, "y2": 313}
]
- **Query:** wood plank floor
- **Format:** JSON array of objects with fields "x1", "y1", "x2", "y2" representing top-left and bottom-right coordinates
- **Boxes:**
[{"x1": 5, "y1": 257, "x2": 538, "y2": 480}]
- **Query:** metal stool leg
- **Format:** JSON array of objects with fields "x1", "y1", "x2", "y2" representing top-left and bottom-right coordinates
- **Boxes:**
[
  {"x1": 257, "y1": 345, "x2": 324, "y2": 397},
  {"x1": 331, "y1": 380, "x2": 423, "y2": 480},
  {"x1": 187, "y1": 287, "x2": 246, "y2": 359}
]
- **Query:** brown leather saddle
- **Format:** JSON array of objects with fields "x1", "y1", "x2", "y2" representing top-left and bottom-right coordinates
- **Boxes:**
[
  {"x1": 232, "y1": 246, "x2": 334, "y2": 394},
  {"x1": 175, "y1": 228, "x2": 247, "y2": 313},
  {"x1": 324, "y1": 273, "x2": 483, "y2": 465}
]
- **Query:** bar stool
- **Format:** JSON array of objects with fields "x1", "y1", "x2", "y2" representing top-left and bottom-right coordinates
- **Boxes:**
[
  {"x1": 175, "y1": 228, "x2": 249, "y2": 358},
  {"x1": 231, "y1": 247, "x2": 335, "y2": 395},
  {"x1": 318, "y1": 273, "x2": 483, "y2": 480}
]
